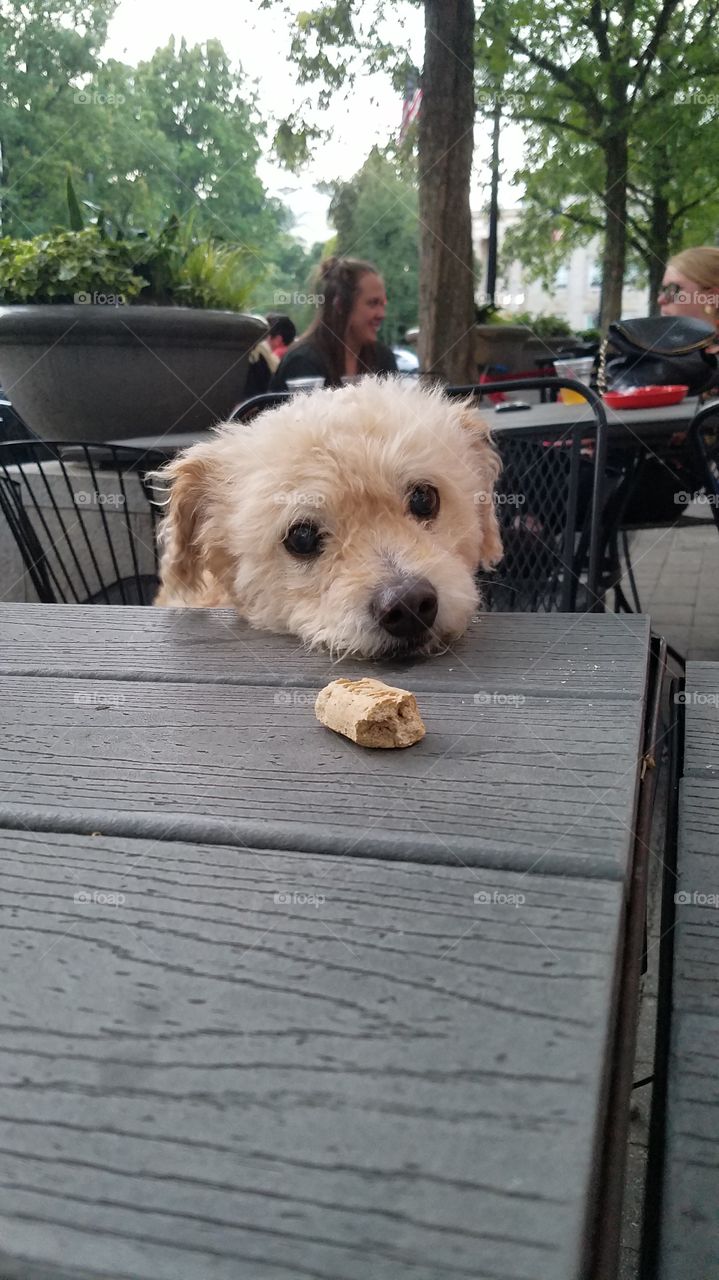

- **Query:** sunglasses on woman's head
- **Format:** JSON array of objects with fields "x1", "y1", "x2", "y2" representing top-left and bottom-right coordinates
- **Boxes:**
[{"x1": 658, "y1": 282, "x2": 688, "y2": 301}]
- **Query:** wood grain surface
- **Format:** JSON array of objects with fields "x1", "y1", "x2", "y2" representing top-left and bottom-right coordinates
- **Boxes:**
[
  {"x1": 0, "y1": 604, "x2": 651, "y2": 699},
  {"x1": 0, "y1": 828, "x2": 624, "y2": 1280},
  {"x1": 681, "y1": 660, "x2": 719, "y2": 774},
  {"x1": 658, "y1": 662, "x2": 719, "y2": 1278},
  {"x1": 0, "y1": 672, "x2": 645, "y2": 880}
]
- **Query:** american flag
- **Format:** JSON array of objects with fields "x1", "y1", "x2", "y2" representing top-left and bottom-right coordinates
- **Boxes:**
[{"x1": 400, "y1": 72, "x2": 422, "y2": 140}]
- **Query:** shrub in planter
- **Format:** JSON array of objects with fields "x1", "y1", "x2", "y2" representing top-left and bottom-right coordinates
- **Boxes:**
[
  {"x1": 0, "y1": 194, "x2": 267, "y2": 439},
  {"x1": 0, "y1": 228, "x2": 146, "y2": 305}
]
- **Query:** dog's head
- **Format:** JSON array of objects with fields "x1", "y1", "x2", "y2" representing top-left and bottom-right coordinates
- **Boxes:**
[{"x1": 155, "y1": 378, "x2": 502, "y2": 658}]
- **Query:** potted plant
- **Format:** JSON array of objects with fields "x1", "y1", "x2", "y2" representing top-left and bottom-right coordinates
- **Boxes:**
[
  {"x1": 473, "y1": 305, "x2": 537, "y2": 372},
  {"x1": 0, "y1": 186, "x2": 267, "y2": 441}
]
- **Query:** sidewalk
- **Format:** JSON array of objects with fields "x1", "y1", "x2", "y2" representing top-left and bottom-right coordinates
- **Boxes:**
[{"x1": 620, "y1": 511, "x2": 719, "y2": 659}]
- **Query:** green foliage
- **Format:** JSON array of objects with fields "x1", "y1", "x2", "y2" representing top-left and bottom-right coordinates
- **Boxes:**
[
  {"x1": 66, "y1": 173, "x2": 86, "y2": 233},
  {"x1": 0, "y1": 0, "x2": 118, "y2": 234},
  {"x1": 0, "y1": 194, "x2": 262, "y2": 310},
  {"x1": 322, "y1": 146, "x2": 419, "y2": 343},
  {"x1": 0, "y1": 229, "x2": 146, "y2": 304},
  {"x1": 0, "y1": 6, "x2": 290, "y2": 255},
  {"x1": 174, "y1": 240, "x2": 261, "y2": 311},
  {"x1": 260, "y1": 0, "x2": 422, "y2": 169},
  {"x1": 477, "y1": 0, "x2": 719, "y2": 311},
  {"x1": 510, "y1": 311, "x2": 573, "y2": 338}
]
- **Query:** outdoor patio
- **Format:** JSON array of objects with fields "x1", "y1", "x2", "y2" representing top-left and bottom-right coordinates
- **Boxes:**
[
  {"x1": 2, "y1": 0, "x2": 719, "y2": 1271},
  {"x1": 625, "y1": 514, "x2": 719, "y2": 660}
]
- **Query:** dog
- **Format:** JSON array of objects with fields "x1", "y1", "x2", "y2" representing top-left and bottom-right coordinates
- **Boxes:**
[{"x1": 154, "y1": 377, "x2": 502, "y2": 658}]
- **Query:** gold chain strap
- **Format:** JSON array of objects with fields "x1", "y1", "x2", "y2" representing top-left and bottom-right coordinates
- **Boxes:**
[{"x1": 597, "y1": 337, "x2": 608, "y2": 395}]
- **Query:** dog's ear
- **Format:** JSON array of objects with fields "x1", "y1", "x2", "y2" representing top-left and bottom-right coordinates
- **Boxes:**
[
  {"x1": 458, "y1": 404, "x2": 503, "y2": 569},
  {"x1": 153, "y1": 444, "x2": 222, "y2": 600}
]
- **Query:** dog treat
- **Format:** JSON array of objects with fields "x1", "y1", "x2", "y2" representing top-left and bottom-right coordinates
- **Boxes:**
[{"x1": 315, "y1": 678, "x2": 426, "y2": 748}]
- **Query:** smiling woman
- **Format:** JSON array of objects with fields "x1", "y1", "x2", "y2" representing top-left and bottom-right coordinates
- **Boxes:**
[{"x1": 270, "y1": 256, "x2": 398, "y2": 390}]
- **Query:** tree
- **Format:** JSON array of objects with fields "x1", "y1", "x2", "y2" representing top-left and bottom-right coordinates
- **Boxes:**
[
  {"x1": 129, "y1": 39, "x2": 286, "y2": 248},
  {"x1": 260, "y1": 0, "x2": 478, "y2": 381},
  {"x1": 476, "y1": 0, "x2": 719, "y2": 327},
  {"x1": 501, "y1": 82, "x2": 719, "y2": 315},
  {"x1": 0, "y1": 4, "x2": 296, "y2": 279},
  {"x1": 418, "y1": 0, "x2": 476, "y2": 379},
  {"x1": 0, "y1": 0, "x2": 117, "y2": 235},
  {"x1": 322, "y1": 146, "x2": 419, "y2": 343}
]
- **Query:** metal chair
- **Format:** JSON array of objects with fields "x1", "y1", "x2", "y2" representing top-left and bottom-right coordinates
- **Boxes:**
[
  {"x1": 608, "y1": 399, "x2": 718, "y2": 614},
  {"x1": 0, "y1": 440, "x2": 168, "y2": 605},
  {"x1": 229, "y1": 392, "x2": 292, "y2": 423},
  {"x1": 687, "y1": 398, "x2": 719, "y2": 534},
  {"x1": 445, "y1": 377, "x2": 610, "y2": 611}
]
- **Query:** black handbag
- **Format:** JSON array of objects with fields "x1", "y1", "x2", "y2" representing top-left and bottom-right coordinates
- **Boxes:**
[{"x1": 599, "y1": 316, "x2": 719, "y2": 394}]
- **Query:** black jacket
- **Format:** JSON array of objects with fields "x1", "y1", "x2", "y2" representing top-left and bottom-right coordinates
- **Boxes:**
[{"x1": 269, "y1": 339, "x2": 397, "y2": 391}]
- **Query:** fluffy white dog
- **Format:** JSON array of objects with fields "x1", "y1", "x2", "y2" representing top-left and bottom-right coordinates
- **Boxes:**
[{"x1": 154, "y1": 377, "x2": 502, "y2": 658}]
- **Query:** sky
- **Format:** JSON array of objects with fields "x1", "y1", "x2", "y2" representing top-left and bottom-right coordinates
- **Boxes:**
[{"x1": 104, "y1": 0, "x2": 525, "y2": 246}]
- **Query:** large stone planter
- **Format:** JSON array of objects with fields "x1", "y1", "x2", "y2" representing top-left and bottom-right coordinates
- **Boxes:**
[
  {"x1": 0, "y1": 306, "x2": 267, "y2": 441},
  {"x1": 474, "y1": 325, "x2": 536, "y2": 372}
]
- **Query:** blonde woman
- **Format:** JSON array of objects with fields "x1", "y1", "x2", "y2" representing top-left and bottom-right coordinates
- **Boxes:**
[{"x1": 659, "y1": 246, "x2": 719, "y2": 348}]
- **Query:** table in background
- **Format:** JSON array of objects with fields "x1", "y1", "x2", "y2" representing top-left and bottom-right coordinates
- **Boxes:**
[
  {"x1": 0, "y1": 605, "x2": 660, "y2": 1280},
  {"x1": 107, "y1": 394, "x2": 706, "y2": 459}
]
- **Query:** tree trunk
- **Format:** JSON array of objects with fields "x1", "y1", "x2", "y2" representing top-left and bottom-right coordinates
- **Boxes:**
[
  {"x1": 599, "y1": 131, "x2": 629, "y2": 330},
  {"x1": 418, "y1": 0, "x2": 476, "y2": 382},
  {"x1": 486, "y1": 100, "x2": 501, "y2": 307},
  {"x1": 646, "y1": 184, "x2": 670, "y2": 315}
]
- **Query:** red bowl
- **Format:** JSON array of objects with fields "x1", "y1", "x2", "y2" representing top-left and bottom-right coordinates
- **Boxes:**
[{"x1": 602, "y1": 384, "x2": 689, "y2": 410}]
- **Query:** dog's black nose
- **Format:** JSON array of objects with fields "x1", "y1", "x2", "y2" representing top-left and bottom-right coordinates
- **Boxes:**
[{"x1": 371, "y1": 576, "x2": 438, "y2": 641}]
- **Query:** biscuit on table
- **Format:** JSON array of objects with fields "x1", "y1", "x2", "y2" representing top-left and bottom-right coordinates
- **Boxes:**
[{"x1": 315, "y1": 678, "x2": 426, "y2": 748}]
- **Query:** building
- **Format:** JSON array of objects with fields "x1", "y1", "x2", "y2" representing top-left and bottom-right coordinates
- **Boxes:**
[{"x1": 473, "y1": 206, "x2": 649, "y2": 329}]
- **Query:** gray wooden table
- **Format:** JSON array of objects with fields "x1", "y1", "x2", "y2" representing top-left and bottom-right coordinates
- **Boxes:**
[
  {"x1": 0, "y1": 604, "x2": 656, "y2": 1280},
  {"x1": 652, "y1": 661, "x2": 719, "y2": 1279}
]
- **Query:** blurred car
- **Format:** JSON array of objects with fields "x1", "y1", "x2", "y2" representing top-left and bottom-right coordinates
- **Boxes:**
[{"x1": 392, "y1": 346, "x2": 420, "y2": 375}]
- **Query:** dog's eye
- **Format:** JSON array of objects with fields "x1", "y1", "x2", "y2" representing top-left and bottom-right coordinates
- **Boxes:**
[
  {"x1": 408, "y1": 483, "x2": 440, "y2": 521},
  {"x1": 283, "y1": 520, "x2": 324, "y2": 557}
]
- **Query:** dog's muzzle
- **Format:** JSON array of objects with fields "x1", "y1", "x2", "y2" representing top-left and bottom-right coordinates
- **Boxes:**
[{"x1": 370, "y1": 575, "x2": 438, "y2": 645}]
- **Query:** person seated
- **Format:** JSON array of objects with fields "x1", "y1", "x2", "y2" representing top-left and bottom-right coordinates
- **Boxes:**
[
  {"x1": 270, "y1": 256, "x2": 398, "y2": 390},
  {"x1": 659, "y1": 246, "x2": 719, "y2": 351},
  {"x1": 265, "y1": 312, "x2": 297, "y2": 361},
  {"x1": 244, "y1": 337, "x2": 279, "y2": 399}
]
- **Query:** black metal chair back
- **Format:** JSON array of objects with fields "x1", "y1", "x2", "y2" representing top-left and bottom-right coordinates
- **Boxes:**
[
  {"x1": 0, "y1": 440, "x2": 168, "y2": 605},
  {"x1": 445, "y1": 378, "x2": 609, "y2": 611},
  {"x1": 687, "y1": 399, "x2": 719, "y2": 534},
  {"x1": 229, "y1": 392, "x2": 293, "y2": 423}
]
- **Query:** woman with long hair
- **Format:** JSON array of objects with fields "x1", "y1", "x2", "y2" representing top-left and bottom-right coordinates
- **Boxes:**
[{"x1": 270, "y1": 256, "x2": 397, "y2": 390}]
